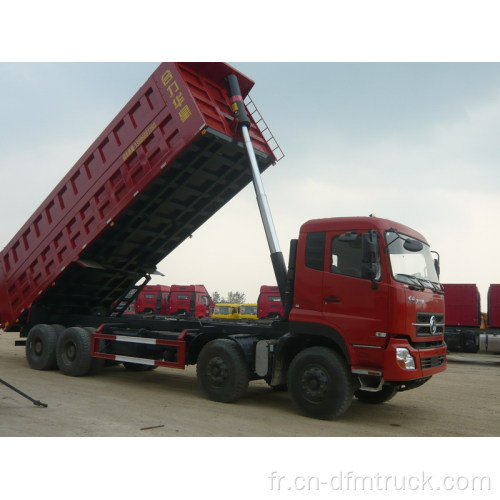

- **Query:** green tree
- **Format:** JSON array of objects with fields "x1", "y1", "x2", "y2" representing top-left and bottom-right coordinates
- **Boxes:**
[
  {"x1": 227, "y1": 291, "x2": 246, "y2": 305},
  {"x1": 212, "y1": 291, "x2": 246, "y2": 304}
]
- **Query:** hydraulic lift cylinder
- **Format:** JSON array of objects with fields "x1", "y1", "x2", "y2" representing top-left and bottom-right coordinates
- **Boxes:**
[{"x1": 226, "y1": 74, "x2": 288, "y2": 302}]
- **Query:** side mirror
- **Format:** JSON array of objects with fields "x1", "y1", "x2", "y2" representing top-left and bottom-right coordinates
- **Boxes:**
[
  {"x1": 362, "y1": 231, "x2": 380, "y2": 282},
  {"x1": 362, "y1": 230, "x2": 379, "y2": 263},
  {"x1": 432, "y1": 250, "x2": 440, "y2": 278},
  {"x1": 362, "y1": 262, "x2": 380, "y2": 280}
]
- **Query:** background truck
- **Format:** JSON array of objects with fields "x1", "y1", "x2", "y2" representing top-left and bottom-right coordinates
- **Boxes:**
[
  {"x1": 442, "y1": 283, "x2": 481, "y2": 352},
  {"x1": 167, "y1": 285, "x2": 212, "y2": 318},
  {"x1": 257, "y1": 285, "x2": 284, "y2": 319},
  {"x1": 0, "y1": 62, "x2": 447, "y2": 420},
  {"x1": 239, "y1": 303, "x2": 258, "y2": 320},
  {"x1": 135, "y1": 284, "x2": 170, "y2": 315},
  {"x1": 212, "y1": 303, "x2": 241, "y2": 320},
  {"x1": 443, "y1": 283, "x2": 500, "y2": 353}
]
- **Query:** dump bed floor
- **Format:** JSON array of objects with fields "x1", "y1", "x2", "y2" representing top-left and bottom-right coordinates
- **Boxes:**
[{"x1": 35, "y1": 128, "x2": 273, "y2": 315}]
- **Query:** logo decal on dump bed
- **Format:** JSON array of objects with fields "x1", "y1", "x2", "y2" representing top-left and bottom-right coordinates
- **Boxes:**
[
  {"x1": 161, "y1": 69, "x2": 192, "y2": 123},
  {"x1": 122, "y1": 122, "x2": 157, "y2": 162}
]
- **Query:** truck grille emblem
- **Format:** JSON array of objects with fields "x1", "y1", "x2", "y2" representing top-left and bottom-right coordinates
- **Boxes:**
[{"x1": 429, "y1": 315, "x2": 437, "y2": 335}]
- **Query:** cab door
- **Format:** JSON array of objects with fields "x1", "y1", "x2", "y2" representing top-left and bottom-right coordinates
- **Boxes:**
[{"x1": 322, "y1": 230, "x2": 389, "y2": 349}]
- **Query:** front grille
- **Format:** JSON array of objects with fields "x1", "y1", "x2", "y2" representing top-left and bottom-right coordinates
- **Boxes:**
[
  {"x1": 412, "y1": 340, "x2": 445, "y2": 349},
  {"x1": 414, "y1": 313, "x2": 445, "y2": 336},
  {"x1": 420, "y1": 354, "x2": 446, "y2": 369}
]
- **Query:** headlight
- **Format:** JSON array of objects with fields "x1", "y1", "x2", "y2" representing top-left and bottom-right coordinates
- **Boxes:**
[{"x1": 396, "y1": 348, "x2": 416, "y2": 370}]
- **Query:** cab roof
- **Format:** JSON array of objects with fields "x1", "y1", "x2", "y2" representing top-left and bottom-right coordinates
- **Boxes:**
[{"x1": 299, "y1": 216, "x2": 428, "y2": 244}]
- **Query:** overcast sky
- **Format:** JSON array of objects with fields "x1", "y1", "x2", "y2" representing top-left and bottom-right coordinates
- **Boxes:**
[{"x1": 1, "y1": 62, "x2": 500, "y2": 306}]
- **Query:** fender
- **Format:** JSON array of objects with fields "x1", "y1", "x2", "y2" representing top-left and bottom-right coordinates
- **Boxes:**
[
  {"x1": 267, "y1": 322, "x2": 352, "y2": 387},
  {"x1": 288, "y1": 320, "x2": 351, "y2": 363}
]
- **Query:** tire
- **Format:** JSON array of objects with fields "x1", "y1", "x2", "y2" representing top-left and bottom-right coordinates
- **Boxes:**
[
  {"x1": 26, "y1": 324, "x2": 60, "y2": 370},
  {"x1": 51, "y1": 324, "x2": 66, "y2": 336},
  {"x1": 82, "y1": 326, "x2": 106, "y2": 373},
  {"x1": 354, "y1": 385, "x2": 397, "y2": 404},
  {"x1": 56, "y1": 327, "x2": 96, "y2": 376},
  {"x1": 196, "y1": 339, "x2": 249, "y2": 403},
  {"x1": 287, "y1": 346, "x2": 354, "y2": 420}
]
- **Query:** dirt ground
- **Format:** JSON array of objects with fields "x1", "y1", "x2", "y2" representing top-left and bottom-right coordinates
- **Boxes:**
[{"x1": 1, "y1": 330, "x2": 499, "y2": 437}]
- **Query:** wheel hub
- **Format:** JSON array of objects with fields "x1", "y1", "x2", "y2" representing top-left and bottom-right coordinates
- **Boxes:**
[
  {"x1": 65, "y1": 342, "x2": 77, "y2": 362},
  {"x1": 301, "y1": 367, "x2": 329, "y2": 402},
  {"x1": 34, "y1": 339, "x2": 43, "y2": 355},
  {"x1": 207, "y1": 356, "x2": 228, "y2": 386}
]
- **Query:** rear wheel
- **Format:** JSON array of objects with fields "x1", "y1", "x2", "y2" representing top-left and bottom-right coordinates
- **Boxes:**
[
  {"x1": 287, "y1": 346, "x2": 354, "y2": 420},
  {"x1": 354, "y1": 385, "x2": 397, "y2": 404},
  {"x1": 197, "y1": 339, "x2": 249, "y2": 403},
  {"x1": 82, "y1": 326, "x2": 106, "y2": 372},
  {"x1": 26, "y1": 324, "x2": 60, "y2": 370},
  {"x1": 56, "y1": 327, "x2": 102, "y2": 376}
]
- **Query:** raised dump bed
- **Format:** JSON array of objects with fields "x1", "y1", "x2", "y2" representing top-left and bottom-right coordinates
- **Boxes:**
[{"x1": 0, "y1": 63, "x2": 279, "y2": 332}]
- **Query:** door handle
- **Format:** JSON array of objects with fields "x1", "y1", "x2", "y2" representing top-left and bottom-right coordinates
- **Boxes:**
[{"x1": 324, "y1": 297, "x2": 341, "y2": 303}]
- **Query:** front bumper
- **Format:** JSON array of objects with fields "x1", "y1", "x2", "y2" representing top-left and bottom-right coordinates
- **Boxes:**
[{"x1": 383, "y1": 338, "x2": 447, "y2": 381}]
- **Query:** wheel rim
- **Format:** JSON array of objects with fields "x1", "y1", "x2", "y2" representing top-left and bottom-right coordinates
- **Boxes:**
[
  {"x1": 300, "y1": 366, "x2": 329, "y2": 403},
  {"x1": 64, "y1": 341, "x2": 77, "y2": 362},
  {"x1": 34, "y1": 339, "x2": 43, "y2": 356},
  {"x1": 207, "y1": 356, "x2": 228, "y2": 387}
]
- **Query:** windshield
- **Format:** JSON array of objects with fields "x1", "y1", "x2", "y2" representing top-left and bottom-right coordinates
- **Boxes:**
[
  {"x1": 385, "y1": 231, "x2": 441, "y2": 291},
  {"x1": 241, "y1": 305, "x2": 257, "y2": 315}
]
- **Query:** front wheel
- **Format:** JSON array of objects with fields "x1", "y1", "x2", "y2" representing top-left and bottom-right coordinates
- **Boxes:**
[
  {"x1": 354, "y1": 385, "x2": 397, "y2": 404},
  {"x1": 196, "y1": 339, "x2": 249, "y2": 403},
  {"x1": 287, "y1": 346, "x2": 354, "y2": 420}
]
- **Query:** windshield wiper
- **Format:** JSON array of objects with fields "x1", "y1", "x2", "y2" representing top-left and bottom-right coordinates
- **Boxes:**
[
  {"x1": 429, "y1": 281, "x2": 444, "y2": 294},
  {"x1": 395, "y1": 273, "x2": 425, "y2": 290}
]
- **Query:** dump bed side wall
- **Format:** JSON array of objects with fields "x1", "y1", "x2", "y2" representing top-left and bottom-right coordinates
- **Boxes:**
[{"x1": 0, "y1": 63, "x2": 275, "y2": 329}]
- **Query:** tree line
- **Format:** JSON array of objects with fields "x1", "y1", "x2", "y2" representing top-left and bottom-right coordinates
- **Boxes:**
[{"x1": 212, "y1": 291, "x2": 246, "y2": 305}]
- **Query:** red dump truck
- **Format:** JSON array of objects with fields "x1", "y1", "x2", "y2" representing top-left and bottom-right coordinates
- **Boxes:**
[
  {"x1": 0, "y1": 62, "x2": 447, "y2": 419},
  {"x1": 443, "y1": 283, "x2": 500, "y2": 353}
]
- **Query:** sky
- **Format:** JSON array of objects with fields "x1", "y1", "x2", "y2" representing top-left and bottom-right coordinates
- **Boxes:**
[{"x1": 1, "y1": 62, "x2": 500, "y2": 307}]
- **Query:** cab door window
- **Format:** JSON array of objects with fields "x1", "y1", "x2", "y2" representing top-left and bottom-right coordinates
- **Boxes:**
[{"x1": 331, "y1": 232, "x2": 380, "y2": 280}]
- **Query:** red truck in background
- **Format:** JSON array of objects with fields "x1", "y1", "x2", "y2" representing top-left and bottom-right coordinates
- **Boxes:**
[
  {"x1": 167, "y1": 285, "x2": 212, "y2": 318},
  {"x1": 488, "y1": 284, "x2": 500, "y2": 329},
  {"x1": 443, "y1": 283, "x2": 500, "y2": 353},
  {"x1": 257, "y1": 285, "x2": 284, "y2": 319},
  {"x1": 135, "y1": 284, "x2": 171, "y2": 315},
  {"x1": 0, "y1": 62, "x2": 447, "y2": 420}
]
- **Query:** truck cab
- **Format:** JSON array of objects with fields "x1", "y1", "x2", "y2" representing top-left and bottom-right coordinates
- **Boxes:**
[
  {"x1": 257, "y1": 286, "x2": 284, "y2": 319},
  {"x1": 240, "y1": 303, "x2": 258, "y2": 320},
  {"x1": 168, "y1": 285, "x2": 212, "y2": 318},
  {"x1": 212, "y1": 303, "x2": 241, "y2": 319},
  {"x1": 135, "y1": 285, "x2": 171, "y2": 315},
  {"x1": 287, "y1": 216, "x2": 446, "y2": 388}
]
